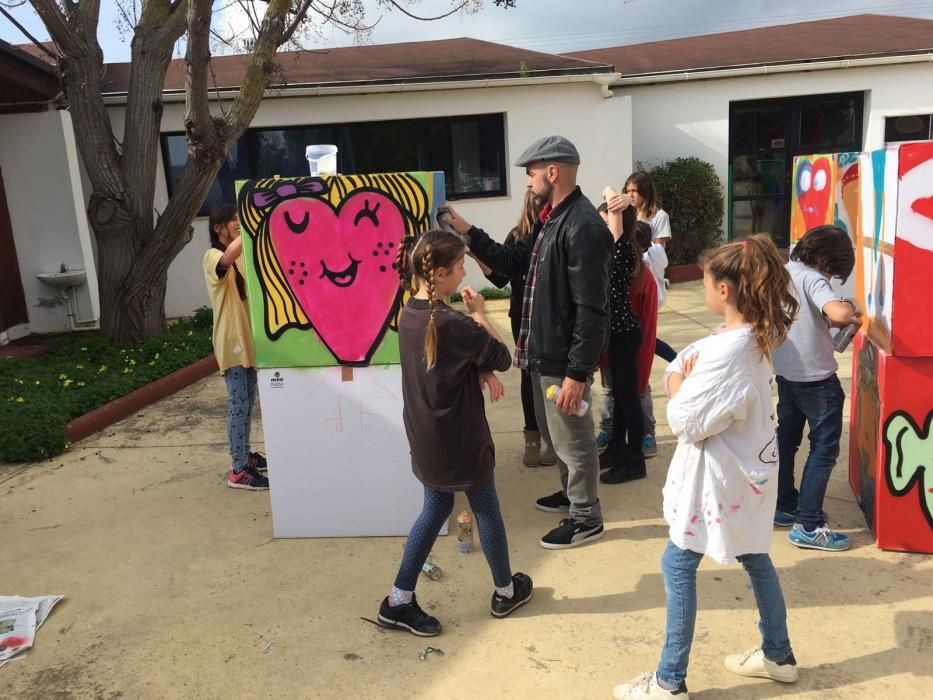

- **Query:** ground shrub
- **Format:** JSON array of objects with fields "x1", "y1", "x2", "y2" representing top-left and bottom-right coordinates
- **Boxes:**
[
  {"x1": 647, "y1": 157, "x2": 724, "y2": 266},
  {"x1": 0, "y1": 319, "x2": 212, "y2": 463}
]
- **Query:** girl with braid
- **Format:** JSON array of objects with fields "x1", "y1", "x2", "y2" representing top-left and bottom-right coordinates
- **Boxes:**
[
  {"x1": 614, "y1": 235, "x2": 800, "y2": 699},
  {"x1": 376, "y1": 229, "x2": 533, "y2": 637}
]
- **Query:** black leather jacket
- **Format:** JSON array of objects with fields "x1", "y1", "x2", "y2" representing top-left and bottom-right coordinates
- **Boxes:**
[{"x1": 467, "y1": 187, "x2": 612, "y2": 381}]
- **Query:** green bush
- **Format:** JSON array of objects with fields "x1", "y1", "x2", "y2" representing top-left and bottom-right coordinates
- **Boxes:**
[
  {"x1": 0, "y1": 318, "x2": 212, "y2": 463},
  {"x1": 647, "y1": 157, "x2": 724, "y2": 266},
  {"x1": 448, "y1": 286, "x2": 512, "y2": 303},
  {"x1": 192, "y1": 305, "x2": 213, "y2": 329}
]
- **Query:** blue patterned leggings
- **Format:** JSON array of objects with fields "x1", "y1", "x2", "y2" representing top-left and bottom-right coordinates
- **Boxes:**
[
  {"x1": 394, "y1": 475, "x2": 512, "y2": 591},
  {"x1": 223, "y1": 366, "x2": 257, "y2": 472}
]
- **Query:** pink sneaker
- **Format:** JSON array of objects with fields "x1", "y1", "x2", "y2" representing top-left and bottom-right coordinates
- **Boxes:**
[{"x1": 227, "y1": 466, "x2": 269, "y2": 491}]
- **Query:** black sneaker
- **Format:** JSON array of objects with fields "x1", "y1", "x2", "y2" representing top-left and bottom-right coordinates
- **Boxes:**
[
  {"x1": 535, "y1": 491, "x2": 571, "y2": 513},
  {"x1": 540, "y1": 518, "x2": 604, "y2": 549},
  {"x1": 377, "y1": 595, "x2": 441, "y2": 637},
  {"x1": 490, "y1": 572, "x2": 534, "y2": 618},
  {"x1": 600, "y1": 454, "x2": 647, "y2": 484},
  {"x1": 247, "y1": 451, "x2": 268, "y2": 474}
]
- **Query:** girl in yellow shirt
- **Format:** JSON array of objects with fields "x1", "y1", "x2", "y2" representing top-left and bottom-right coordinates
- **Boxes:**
[{"x1": 203, "y1": 204, "x2": 268, "y2": 490}]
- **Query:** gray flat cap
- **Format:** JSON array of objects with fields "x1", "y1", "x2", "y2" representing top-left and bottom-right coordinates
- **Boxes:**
[{"x1": 514, "y1": 135, "x2": 580, "y2": 167}]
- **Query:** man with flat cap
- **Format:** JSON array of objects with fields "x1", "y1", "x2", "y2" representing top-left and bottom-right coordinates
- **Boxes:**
[{"x1": 439, "y1": 135, "x2": 613, "y2": 549}]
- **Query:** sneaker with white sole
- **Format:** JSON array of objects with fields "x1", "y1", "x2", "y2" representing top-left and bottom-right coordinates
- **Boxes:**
[
  {"x1": 535, "y1": 491, "x2": 571, "y2": 513},
  {"x1": 788, "y1": 524, "x2": 850, "y2": 551},
  {"x1": 642, "y1": 435, "x2": 658, "y2": 458},
  {"x1": 613, "y1": 672, "x2": 688, "y2": 699},
  {"x1": 490, "y1": 572, "x2": 533, "y2": 618},
  {"x1": 540, "y1": 518, "x2": 604, "y2": 549},
  {"x1": 377, "y1": 594, "x2": 441, "y2": 637},
  {"x1": 226, "y1": 466, "x2": 269, "y2": 490},
  {"x1": 596, "y1": 431, "x2": 610, "y2": 454},
  {"x1": 724, "y1": 647, "x2": 798, "y2": 683}
]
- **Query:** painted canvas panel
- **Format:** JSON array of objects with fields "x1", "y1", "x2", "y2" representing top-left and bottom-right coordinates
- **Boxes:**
[
  {"x1": 891, "y1": 142, "x2": 933, "y2": 357},
  {"x1": 790, "y1": 152, "x2": 861, "y2": 246},
  {"x1": 849, "y1": 331, "x2": 933, "y2": 554},
  {"x1": 236, "y1": 172, "x2": 445, "y2": 368}
]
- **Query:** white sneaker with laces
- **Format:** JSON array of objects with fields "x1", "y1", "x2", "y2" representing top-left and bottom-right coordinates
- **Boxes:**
[
  {"x1": 724, "y1": 647, "x2": 798, "y2": 683},
  {"x1": 613, "y1": 672, "x2": 689, "y2": 699}
]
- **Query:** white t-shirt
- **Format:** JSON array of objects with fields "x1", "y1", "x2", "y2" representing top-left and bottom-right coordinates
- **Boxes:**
[
  {"x1": 643, "y1": 242, "x2": 668, "y2": 308},
  {"x1": 772, "y1": 261, "x2": 840, "y2": 382},
  {"x1": 643, "y1": 209, "x2": 672, "y2": 243},
  {"x1": 663, "y1": 326, "x2": 778, "y2": 564}
]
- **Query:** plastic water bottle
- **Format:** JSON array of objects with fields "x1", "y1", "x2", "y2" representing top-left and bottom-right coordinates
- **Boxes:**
[
  {"x1": 457, "y1": 511, "x2": 473, "y2": 553},
  {"x1": 545, "y1": 384, "x2": 590, "y2": 417}
]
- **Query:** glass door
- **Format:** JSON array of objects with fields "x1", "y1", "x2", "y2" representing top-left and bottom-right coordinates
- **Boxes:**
[{"x1": 729, "y1": 92, "x2": 863, "y2": 247}]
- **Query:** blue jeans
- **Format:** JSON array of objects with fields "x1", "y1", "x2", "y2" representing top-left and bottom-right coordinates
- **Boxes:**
[
  {"x1": 394, "y1": 475, "x2": 512, "y2": 590},
  {"x1": 223, "y1": 366, "x2": 257, "y2": 472},
  {"x1": 775, "y1": 374, "x2": 845, "y2": 530},
  {"x1": 657, "y1": 541, "x2": 793, "y2": 686}
]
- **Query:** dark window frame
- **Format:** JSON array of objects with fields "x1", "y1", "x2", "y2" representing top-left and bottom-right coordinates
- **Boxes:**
[
  {"x1": 728, "y1": 91, "x2": 864, "y2": 247},
  {"x1": 161, "y1": 112, "x2": 508, "y2": 217}
]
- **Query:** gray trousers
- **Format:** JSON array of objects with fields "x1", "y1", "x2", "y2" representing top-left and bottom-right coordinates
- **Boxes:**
[{"x1": 531, "y1": 372, "x2": 602, "y2": 526}]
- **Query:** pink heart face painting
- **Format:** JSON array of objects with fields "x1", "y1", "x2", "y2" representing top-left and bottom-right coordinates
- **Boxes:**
[{"x1": 266, "y1": 190, "x2": 407, "y2": 364}]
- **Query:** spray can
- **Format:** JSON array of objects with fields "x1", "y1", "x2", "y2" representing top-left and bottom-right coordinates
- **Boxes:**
[
  {"x1": 457, "y1": 510, "x2": 473, "y2": 553},
  {"x1": 545, "y1": 384, "x2": 590, "y2": 417},
  {"x1": 833, "y1": 323, "x2": 859, "y2": 352},
  {"x1": 421, "y1": 560, "x2": 442, "y2": 581}
]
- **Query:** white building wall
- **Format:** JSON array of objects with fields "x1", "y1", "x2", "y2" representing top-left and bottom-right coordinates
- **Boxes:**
[
  {"x1": 0, "y1": 110, "x2": 99, "y2": 334},
  {"x1": 113, "y1": 80, "x2": 632, "y2": 318},
  {"x1": 623, "y1": 61, "x2": 933, "y2": 237}
]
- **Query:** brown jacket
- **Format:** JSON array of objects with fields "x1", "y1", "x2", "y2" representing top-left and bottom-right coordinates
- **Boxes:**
[{"x1": 399, "y1": 299, "x2": 511, "y2": 492}]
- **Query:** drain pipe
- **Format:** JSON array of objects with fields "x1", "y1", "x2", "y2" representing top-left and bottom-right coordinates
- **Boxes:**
[{"x1": 64, "y1": 286, "x2": 100, "y2": 330}]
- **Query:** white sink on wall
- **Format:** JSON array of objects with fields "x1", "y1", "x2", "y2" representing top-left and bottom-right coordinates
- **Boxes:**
[{"x1": 36, "y1": 269, "x2": 86, "y2": 288}]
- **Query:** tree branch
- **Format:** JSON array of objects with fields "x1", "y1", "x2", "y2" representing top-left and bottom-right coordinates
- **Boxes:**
[
  {"x1": 223, "y1": 0, "x2": 289, "y2": 136},
  {"x1": 380, "y1": 0, "x2": 469, "y2": 21},
  {"x1": 185, "y1": 0, "x2": 214, "y2": 130},
  {"x1": 0, "y1": 5, "x2": 59, "y2": 59},
  {"x1": 28, "y1": 0, "x2": 80, "y2": 53}
]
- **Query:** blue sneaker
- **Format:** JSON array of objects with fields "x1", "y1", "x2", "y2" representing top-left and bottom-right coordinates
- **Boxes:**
[
  {"x1": 773, "y1": 510, "x2": 795, "y2": 528},
  {"x1": 642, "y1": 435, "x2": 658, "y2": 458},
  {"x1": 596, "y1": 431, "x2": 610, "y2": 454},
  {"x1": 788, "y1": 524, "x2": 850, "y2": 551}
]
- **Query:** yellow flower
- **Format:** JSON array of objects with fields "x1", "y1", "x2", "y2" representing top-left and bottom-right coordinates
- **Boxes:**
[
  {"x1": 80, "y1": 346, "x2": 87, "y2": 351},
  {"x1": 154, "y1": 352, "x2": 160, "y2": 360},
  {"x1": 76, "y1": 381, "x2": 85, "y2": 387},
  {"x1": 59, "y1": 373, "x2": 68, "y2": 380},
  {"x1": 63, "y1": 379, "x2": 73, "y2": 387},
  {"x1": 75, "y1": 364, "x2": 84, "y2": 369},
  {"x1": 35, "y1": 380, "x2": 41, "y2": 385},
  {"x1": 187, "y1": 330, "x2": 193, "y2": 336},
  {"x1": 98, "y1": 365, "x2": 107, "y2": 373},
  {"x1": 15, "y1": 397, "x2": 24, "y2": 403}
]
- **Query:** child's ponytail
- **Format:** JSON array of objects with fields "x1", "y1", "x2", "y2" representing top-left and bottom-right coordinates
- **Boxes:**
[
  {"x1": 421, "y1": 243, "x2": 439, "y2": 370},
  {"x1": 404, "y1": 229, "x2": 467, "y2": 371},
  {"x1": 703, "y1": 234, "x2": 798, "y2": 359}
]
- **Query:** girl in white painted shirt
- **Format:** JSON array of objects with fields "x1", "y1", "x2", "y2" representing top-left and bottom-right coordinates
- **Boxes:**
[{"x1": 613, "y1": 235, "x2": 801, "y2": 700}]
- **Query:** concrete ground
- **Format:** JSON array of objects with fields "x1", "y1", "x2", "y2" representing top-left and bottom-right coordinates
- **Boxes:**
[{"x1": 4, "y1": 281, "x2": 931, "y2": 699}]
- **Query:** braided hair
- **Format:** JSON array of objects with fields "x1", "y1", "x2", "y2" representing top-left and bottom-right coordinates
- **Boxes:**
[{"x1": 396, "y1": 228, "x2": 467, "y2": 370}]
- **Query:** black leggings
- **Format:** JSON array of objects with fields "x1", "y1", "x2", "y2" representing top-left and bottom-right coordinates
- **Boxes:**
[
  {"x1": 656, "y1": 338, "x2": 677, "y2": 362},
  {"x1": 510, "y1": 315, "x2": 538, "y2": 432},
  {"x1": 608, "y1": 328, "x2": 644, "y2": 457}
]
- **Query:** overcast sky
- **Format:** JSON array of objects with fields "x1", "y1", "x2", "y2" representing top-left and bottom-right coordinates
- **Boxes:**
[{"x1": 3, "y1": 0, "x2": 933, "y2": 62}]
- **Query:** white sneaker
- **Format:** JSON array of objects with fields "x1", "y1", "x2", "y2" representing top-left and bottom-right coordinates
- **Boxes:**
[
  {"x1": 613, "y1": 672, "x2": 689, "y2": 699},
  {"x1": 724, "y1": 648, "x2": 798, "y2": 683}
]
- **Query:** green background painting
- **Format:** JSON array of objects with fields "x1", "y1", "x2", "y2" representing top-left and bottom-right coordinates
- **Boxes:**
[{"x1": 235, "y1": 171, "x2": 445, "y2": 368}]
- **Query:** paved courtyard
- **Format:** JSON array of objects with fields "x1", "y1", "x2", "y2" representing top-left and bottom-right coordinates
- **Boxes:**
[{"x1": 3, "y1": 282, "x2": 931, "y2": 699}]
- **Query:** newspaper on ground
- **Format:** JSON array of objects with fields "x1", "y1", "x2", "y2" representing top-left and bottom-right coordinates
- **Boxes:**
[{"x1": 0, "y1": 596, "x2": 64, "y2": 669}]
